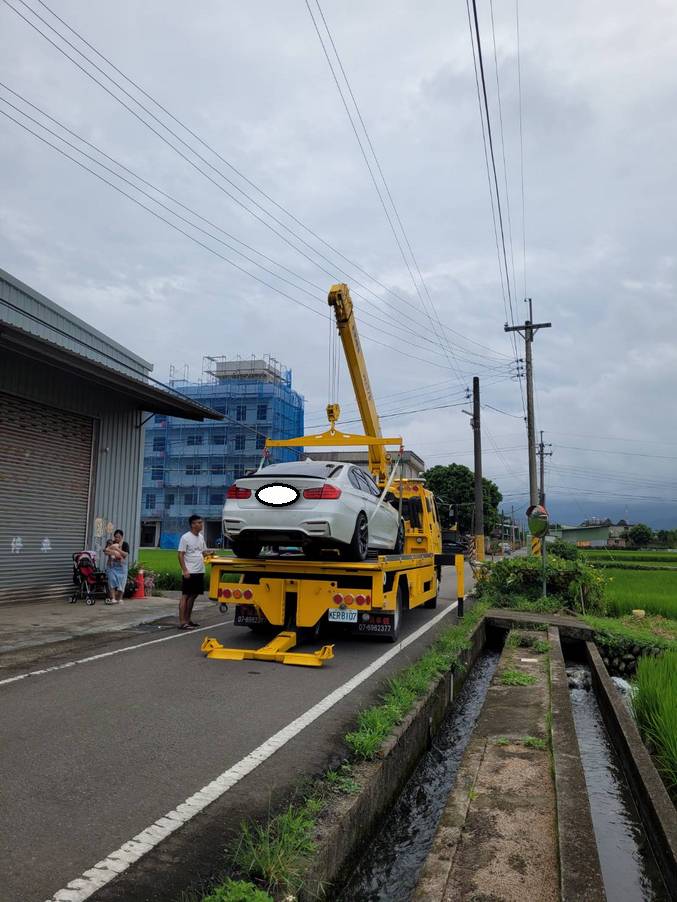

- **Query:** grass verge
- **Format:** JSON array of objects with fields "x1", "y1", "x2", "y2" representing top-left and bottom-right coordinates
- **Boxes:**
[
  {"x1": 582, "y1": 614, "x2": 677, "y2": 651},
  {"x1": 345, "y1": 602, "x2": 488, "y2": 759},
  {"x1": 632, "y1": 650, "x2": 677, "y2": 799}
]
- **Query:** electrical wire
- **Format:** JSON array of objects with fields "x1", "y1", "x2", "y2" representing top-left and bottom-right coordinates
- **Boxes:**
[
  {"x1": 308, "y1": 0, "x2": 467, "y2": 387},
  {"x1": 6, "y1": 0, "x2": 510, "y2": 371}
]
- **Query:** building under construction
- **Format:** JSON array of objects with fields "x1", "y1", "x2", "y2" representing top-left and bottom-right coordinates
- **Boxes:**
[{"x1": 140, "y1": 356, "x2": 304, "y2": 548}]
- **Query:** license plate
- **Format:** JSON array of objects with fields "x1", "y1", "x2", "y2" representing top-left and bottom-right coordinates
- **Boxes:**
[{"x1": 328, "y1": 609, "x2": 358, "y2": 623}]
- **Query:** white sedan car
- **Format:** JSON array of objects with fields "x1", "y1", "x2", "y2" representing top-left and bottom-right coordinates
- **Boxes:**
[{"x1": 222, "y1": 460, "x2": 403, "y2": 561}]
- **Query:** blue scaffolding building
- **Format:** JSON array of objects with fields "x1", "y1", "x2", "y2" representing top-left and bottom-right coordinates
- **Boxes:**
[{"x1": 140, "y1": 356, "x2": 304, "y2": 548}]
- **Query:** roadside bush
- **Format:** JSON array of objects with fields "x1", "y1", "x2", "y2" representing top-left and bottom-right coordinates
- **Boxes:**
[
  {"x1": 633, "y1": 651, "x2": 677, "y2": 799},
  {"x1": 548, "y1": 539, "x2": 579, "y2": 561},
  {"x1": 475, "y1": 555, "x2": 606, "y2": 615}
]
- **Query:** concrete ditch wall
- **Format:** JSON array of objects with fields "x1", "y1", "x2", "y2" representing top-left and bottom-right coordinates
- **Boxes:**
[
  {"x1": 585, "y1": 640, "x2": 677, "y2": 897},
  {"x1": 300, "y1": 615, "x2": 487, "y2": 900}
]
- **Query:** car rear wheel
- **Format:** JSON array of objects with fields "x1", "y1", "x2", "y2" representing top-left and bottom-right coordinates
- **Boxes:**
[
  {"x1": 342, "y1": 512, "x2": 369, "y2": 562},
  {"x1": 231, "y1": 539, "x2": 263, "y2": 559}
]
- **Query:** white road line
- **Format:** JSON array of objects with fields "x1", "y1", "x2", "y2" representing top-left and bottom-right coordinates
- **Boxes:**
[
  {"x1": 46, "y1": 601, "x2": 458, "y2": 902},
  {"x1": 0, "y1": 620, "x2": 233, "y2": 688}
]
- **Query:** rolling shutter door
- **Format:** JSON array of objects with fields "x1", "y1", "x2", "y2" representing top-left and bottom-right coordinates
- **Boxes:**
[{"x1": 0, "y1": 392, "x2": 94, "y2": 603}]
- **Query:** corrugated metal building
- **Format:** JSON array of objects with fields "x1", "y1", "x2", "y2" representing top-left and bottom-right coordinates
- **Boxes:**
[{"x1": 0, "y1": 268, "x2": 220, "y2": 603}]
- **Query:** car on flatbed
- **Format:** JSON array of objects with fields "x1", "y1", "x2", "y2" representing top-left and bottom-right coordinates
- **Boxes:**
[{"x1": 222, "y1": 459, "x2": 403, "y2": 561}]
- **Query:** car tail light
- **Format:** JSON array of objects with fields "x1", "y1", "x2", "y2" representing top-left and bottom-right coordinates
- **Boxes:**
[
  {"x1": 303, "y1": 484, "x2": 342, "y2": 499},
  {"x1": 227, "y1": 484, "x2": 252, "y2": 499},
  {"x1": 243, "y1": 589, "x2": 253, "y2": 600}
]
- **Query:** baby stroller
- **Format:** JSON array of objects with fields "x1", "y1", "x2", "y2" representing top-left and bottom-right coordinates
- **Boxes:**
[{"x1": 70, "y1": 551, "x2": 109, "y2": 605}]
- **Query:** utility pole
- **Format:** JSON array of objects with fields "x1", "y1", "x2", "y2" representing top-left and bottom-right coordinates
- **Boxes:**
[
  {"x1": 537, "y1": 430, "x2": 553, "y2": 506},
  {"x1": 463, "y1": 377, "x2": 484, "y2": 561},
  {"x1": 472, "y1": 377, "x2": 484, "y2": 561},
  {"x1": 505, "y1": 299, "x2": 551, "y2": 509}
]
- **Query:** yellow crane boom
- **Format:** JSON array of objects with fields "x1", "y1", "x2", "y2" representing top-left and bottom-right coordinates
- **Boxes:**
[
  {"x1": 327, "y1": 283, "x2": 390, "y2": 482},
  {"x1": 267, "y1": 283, "x2": 401, "y2": 482}
]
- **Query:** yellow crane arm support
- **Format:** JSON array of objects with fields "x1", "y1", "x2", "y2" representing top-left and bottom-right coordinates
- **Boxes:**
[{"x1": 328, "y1": 283, "x2": 390, "y2": 482}]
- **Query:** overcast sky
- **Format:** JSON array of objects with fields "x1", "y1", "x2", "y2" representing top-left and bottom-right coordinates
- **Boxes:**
[{"x1": 1, "y1": 0, "x2": 676, "y2": 526}]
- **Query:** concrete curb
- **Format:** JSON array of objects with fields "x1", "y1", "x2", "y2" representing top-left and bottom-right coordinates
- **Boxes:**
[
  {"x1": 300, "y1": 615, "x2": 487, "y2": 900},
  {"x1": 548, "y1": 627, "x2": 606, "y2": 901},
  {"x1": 586, "y1": 640, "x2": 677, "y2": 897}
]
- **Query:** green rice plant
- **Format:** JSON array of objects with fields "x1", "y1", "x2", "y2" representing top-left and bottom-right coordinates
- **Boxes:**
[
  {"x1": 603, "y1": 569, "x2": 677, "y2": 620},
  {"x1": 632, "y1": 651, "x2": 677, "y2": 797},
  {"x1": 500, "y1": 669, "x2": 537, "y2": 686}
]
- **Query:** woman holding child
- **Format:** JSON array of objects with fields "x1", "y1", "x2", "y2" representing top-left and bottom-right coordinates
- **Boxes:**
[{"x1": 104, "y1": 528, "x2": 130, "y2": 604}]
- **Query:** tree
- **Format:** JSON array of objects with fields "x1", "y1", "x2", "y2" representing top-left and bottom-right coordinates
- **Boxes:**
[
  {"x1": 422, "y1": 463, "x2": 503, "y2": 534},
  {"x1": 628, "y1": 523, "x2": 653, "y2": 547}
]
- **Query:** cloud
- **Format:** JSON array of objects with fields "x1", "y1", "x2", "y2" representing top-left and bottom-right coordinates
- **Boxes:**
[{"x1": 1, "y1": 0, "x2": 675, "y2": 523}]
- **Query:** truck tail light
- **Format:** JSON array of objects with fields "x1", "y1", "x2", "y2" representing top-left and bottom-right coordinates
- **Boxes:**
[
  {"x1": 303, "y1": 484, "x2": 342, "y2": 499},
  {"x1": 221, "y1": 588, "x2": 232, "y2": 599},
  {"x1": 227, "y1": 484, "x2": 252, "y2": 499},
  {"x1": 333, "y1": 593, "x2": 343, "y2": 604},
  {"x1": 355, "y1": 594, "x2": 366, "y2": 606},
  {"x1": 233, "y1": 589, "x2": 242, "y2": 599},
  {"x1": 243, "y1": 589, "x2": 254, "y2": 600}
]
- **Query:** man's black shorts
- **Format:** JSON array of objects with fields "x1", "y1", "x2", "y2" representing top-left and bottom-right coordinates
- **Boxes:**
[{"x1": 182, "y1": 573, "x2": 205, "y2": 595}]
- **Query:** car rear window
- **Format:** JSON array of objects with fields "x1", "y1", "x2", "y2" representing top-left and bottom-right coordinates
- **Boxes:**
[{"x1": 257, "y1": 461, "x2": 343, "y2": 478}]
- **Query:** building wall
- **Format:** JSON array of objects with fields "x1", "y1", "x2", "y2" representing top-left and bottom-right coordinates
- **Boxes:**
[
  {"x1": 0, "y1": 349, "x2": 145, "y2": 563},
  {"x1": 141, "y1": 366, "x2": 304, "y2": 548}
]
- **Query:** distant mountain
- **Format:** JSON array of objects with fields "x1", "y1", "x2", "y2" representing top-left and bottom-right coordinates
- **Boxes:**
[{"x1": 503, "y1": 498, "x2": 677, "y2": 530}]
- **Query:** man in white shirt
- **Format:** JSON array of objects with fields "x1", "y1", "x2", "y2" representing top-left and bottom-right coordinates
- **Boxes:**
[{"x1": 177, "y1": 514, "x2": 207, "y2": 631}]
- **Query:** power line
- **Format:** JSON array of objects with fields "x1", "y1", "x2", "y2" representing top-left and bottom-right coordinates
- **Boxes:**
[
  {"x1": 515, "y1": 0, "x2": 527, "y2": 300},
  {"x1": 464, "y1": 0, "x2": 526, "y2": 417},
  {"x1": 7, "y1": 0, "x2": 509, "y2": 372},
  {"x1": 304, "y1": 0, "x2": 466, "y2": 388}
]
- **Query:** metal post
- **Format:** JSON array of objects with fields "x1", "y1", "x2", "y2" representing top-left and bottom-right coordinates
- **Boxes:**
[
  {"x1": 455, "y1": 553, "x2": 465, "y2": 618},
  {"x1": 472, "y1": 376, "x2": 485, "y2": 561}
]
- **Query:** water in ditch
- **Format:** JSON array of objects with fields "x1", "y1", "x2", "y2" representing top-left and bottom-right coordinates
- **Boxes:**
[
  {"x1": 568, "y1": 666, "x2": 669, "y2": 902},
  {"x1": 339, "y1": 650, "x2": 500, "y2": 902}
]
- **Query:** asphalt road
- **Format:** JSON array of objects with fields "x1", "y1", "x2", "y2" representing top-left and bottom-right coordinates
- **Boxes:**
[{"x1": 0, "y1": 565, "x2": 472, "y2": 902}]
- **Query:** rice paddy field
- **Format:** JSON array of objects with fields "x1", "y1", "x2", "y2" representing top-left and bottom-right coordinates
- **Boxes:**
[
  {"x1": 580, "y1": 549, "x2": 677, "y2": 564},
  {"x1": 604, "y1": 567, "x2": 677, "y2": 619}
]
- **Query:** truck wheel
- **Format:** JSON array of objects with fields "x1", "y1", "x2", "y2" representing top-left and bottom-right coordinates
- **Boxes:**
[
  {"x1": 342, "y1": 512, "x2": 369, "y2": 562},
  {"x1": 387, "y1": 585, "x2": 404, "y2": 642},
  {"x1": 231, "y1": 539, "x2": 262, "y2": 559}
]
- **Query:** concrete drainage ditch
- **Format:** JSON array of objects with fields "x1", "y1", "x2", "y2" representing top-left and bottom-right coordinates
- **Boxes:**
[{"x1": 310, "y1": 610, "x2": 676, "y2": 902}]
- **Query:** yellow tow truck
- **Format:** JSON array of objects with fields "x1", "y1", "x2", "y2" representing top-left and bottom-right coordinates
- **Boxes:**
[{"x1": 203, "y1": 284, "x2": 452, "y2": 667}]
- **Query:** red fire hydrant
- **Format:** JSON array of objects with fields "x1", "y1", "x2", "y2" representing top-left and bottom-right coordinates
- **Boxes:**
[{"x1": 132, "y1": 570, "x2": 145, "y2": 599}]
